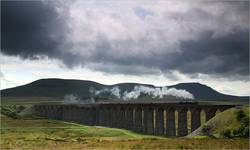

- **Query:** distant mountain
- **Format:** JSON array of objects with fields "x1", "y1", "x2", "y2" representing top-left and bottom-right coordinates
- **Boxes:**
[
  {"x1": 1, "y1": 78, "x2": 105, "y2": 98},
  {"x1": 1, "y1": 78, "x2": 249, "y2": 103},
  {"x1": 168, "y1": 83, "x2": 249, "y2": 101}
]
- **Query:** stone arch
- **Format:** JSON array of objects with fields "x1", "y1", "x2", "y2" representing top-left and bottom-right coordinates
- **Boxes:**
[
  {"x1": 204, "y1": 108, "x2": 217, "y2": 122},
  {"x1": 143, "y1": 107, "x2": 154, "y2": 134},
  {"x1": 98, "y1": 107, "x2": 105, "y2": 126},
  {"x1": 155, "y1": 107, "x2": 164, "y2": 135},
  {"x1": 119, "y1": 107, "x2": 126, "y2": 128},
  {"x1": 190, "y1": 108, "x2": 202, "y2": 132},
  {"x1": 216, "y1": 109, "x2": 221, "y2": 115},
  {"x1": 218, "y1": 107, "x2": 227, "y2": 112},
  {"x1": 177, "y1": 107, "x2": 188, "y2": 136},
  {"x1": 111, "y1": 107, "x2": 117, "y2": 127},
  {"x1": 165, "y1": 107, "x2": 176, "y2": 136},
  {"x1": 134, "y1": 107, "x2": 143, "y2": 133},
  {"x1": 127, "y1": 107, "x2": 134, "y2": 130}
]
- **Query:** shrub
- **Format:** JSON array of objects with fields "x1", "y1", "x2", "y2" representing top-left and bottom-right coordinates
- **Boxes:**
[
  {"x1": 231, "y1": 120, "x2": 249, "y2": 138},
  {"x1": 233, "y1": 110, "x2": 249, "y2": 137},
  {"x1": 222, "y1": 129, "x2": 232, "y2": 138},
  {"x1": 232, "y1": 126, "x2": 243, "y2": 137},
  {"x1": 242, "y1": 116, "x2": 249, "y2": 126},
  {"x1": 1, "y1": 107, "x2": 21, "y2": 119},
  {"x1": 243, "y1": 127, "x2": 249, "y2": 137},
  {"x1": 1, "y1": 108, "x2": 12, "y2": 115},
  {"x1": 236, "y1": 110, "x2": 246, "y2": 121},
  {"x1": 8, "y1": 111, "x2": 20, "y2": 119},
  {"x1": 232, "y1": 129, "x2": 239, "y2": 136},
  {"x1": 201, "y1": 125, "x2": 211, "y2": 135},
  {"x1": 17, "y1": 105, "x2": 26, "y2": 113}
]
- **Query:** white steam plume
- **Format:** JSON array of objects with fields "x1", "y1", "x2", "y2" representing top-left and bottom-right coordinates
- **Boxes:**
[
  {"x1": 63, "y1": 94, "x2": 95, "y2": 104},
  {"x1": 94, "y1": 86, "x2": 121, "y2": 98},
  {"x1": 93, "y1": 85, "x2": 194, "y2": 101},
  {"x1": 122, "y1": 86, "x2": 194, "y2": 100},
  {"x1": 63, "y1": 94, "x2": 81, "y2": 104}
]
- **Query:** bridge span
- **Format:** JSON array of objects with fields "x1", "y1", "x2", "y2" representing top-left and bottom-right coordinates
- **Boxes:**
[{"x1": 34, "y1": 102, "x2": 235, "y2": 136}]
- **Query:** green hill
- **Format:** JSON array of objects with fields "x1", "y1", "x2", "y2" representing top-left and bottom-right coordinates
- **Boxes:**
[
  {"x1": 188, "y1": 106, "x2": 249, "y2": 138},
  {"x1": 1, "y1": 78, "x2": 248, "y2": 104},
  {"x1": 1, "y1": 78, "x2": 105, "y2": 98}
]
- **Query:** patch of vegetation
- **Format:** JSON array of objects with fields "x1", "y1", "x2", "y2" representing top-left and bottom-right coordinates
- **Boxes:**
[
  {"x1": 222, "y1": 129, "x2": 232, "y2": 138},
  {"x1": 220, "y1": 107, "x2": 250, "y2": 138},
  {"x1": 236, "y1": 109, "x2": 246, "y2": 121},
  {"x1": 1, "y1": 97, "x2": 63, "y2": 105},
  {"x1": 176, "y1": 144, "x2": 189, "y2": 149},
  {"x1": 189, "y1": 105, "x2": 249, "y2": 139},
  {"x1": 201, "y1": 125, "x2": 212, "y2": 135},
  {"x1": 229, "y1": 109, "x2": 249, "y2": 137},
  {"x1": 45, "y1": 137, "x2": 67, "y2": 142},
  {"x1": 0, "y1": 106, "x2": 21, "y2": 119}
]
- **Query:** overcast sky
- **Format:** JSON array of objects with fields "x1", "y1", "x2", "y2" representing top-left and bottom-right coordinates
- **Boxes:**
[{"x1": 1, "y1": 0, "x2": 249, "y2": 96}]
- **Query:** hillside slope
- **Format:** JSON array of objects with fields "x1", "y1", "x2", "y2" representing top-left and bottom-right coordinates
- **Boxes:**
[
  {"x1": 1, "y1": 78, "x2": 248, "y2": 102},
  {"x1": 1, "y1": 78, "x2": 105, "y2": 98},
  {"x1": 188, "y1": 106, "x2": 249, "y2": 138},
  {"x1": 169, "y1": 82, "x2": 249, "y2": 101}
]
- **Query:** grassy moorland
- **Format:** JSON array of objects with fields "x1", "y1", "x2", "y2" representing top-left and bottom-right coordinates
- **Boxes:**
[
  {"x1": 0, "y1": 105, "x2": 249, "y2": 149},
  {"x1": 189, "y1": 106, "x2": 249, "y2": 138},
  {"x1": 1, "y1": 97, "x2": 63, "y2": 105}
]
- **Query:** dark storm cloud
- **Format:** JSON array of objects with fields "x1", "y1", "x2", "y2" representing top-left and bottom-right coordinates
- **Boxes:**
[
  {"x1": 86, "y1": 29, "x2": 249, "y2": 78},
  {"x1": 168, "y1": 30, "x2": 249, "y2": 76},
  {"x1": 0, "y1": 0, "x2": 249, "y2": 79},
  {"x1": 1, "y1": 0, "x2": 65, "y2": 58}
]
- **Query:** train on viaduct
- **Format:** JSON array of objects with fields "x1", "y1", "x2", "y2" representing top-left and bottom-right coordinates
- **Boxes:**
[{"x1": 34, "y1": 102, "x2": 235, "y2": 136}]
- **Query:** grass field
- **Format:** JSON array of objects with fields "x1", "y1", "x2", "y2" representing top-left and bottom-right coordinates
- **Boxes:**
[
  {"x1": 1, "y1": 109, "x2": 249, "y2": 149},
  {"x1": 1, "y1": 97, "x2": 63, "y2": 105}
]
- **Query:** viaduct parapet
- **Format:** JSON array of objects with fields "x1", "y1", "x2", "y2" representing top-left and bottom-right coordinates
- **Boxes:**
[{"x1": 34, "y1": 102, "x2": 235, "y2": 136}]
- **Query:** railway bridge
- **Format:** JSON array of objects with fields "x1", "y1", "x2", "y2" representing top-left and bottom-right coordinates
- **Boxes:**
[{"x1": 34, "y1": 102, "x2": 235, "y2": 136}]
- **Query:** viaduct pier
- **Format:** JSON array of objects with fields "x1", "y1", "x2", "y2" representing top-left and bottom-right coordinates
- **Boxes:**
[{"x1": 34, "y1": 102, "x2": 235, "y2": 136}]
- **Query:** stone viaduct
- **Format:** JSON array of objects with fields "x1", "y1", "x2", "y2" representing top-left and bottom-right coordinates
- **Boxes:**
[{"x1": 34, "y1": 102, "x2": 235, "y2": 136}]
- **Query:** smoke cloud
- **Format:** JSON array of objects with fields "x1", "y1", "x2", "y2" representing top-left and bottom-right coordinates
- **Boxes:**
[
  {"x1": 63, "y1": 94, "x2": 81, "y2": 104},
  {"x1": 63, "y1": 94, "x2": 95, "y2": 104},
  {"x1": 93, "y1": 85, "x2": 194, "y2": 100},
  {"x1": 94, "y1": 86, "x2": 121, "y2": 99}
]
